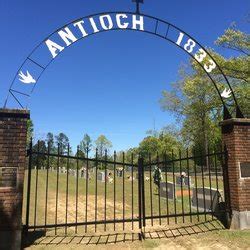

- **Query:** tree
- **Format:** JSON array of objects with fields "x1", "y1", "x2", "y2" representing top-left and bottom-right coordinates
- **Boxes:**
[
  {"x1": 138, "y1": 136, "x2": 160, "y2": 159},
  {"x1": 125, "y1": 147, "x2": 138, "y2": 163},
  {"x1": 160, "y1": 25, "x2": 249, "y2": 168},
  {"x1": 55, "y1": 133, "x2": 70, "y2": 154},
  {"x1": 46, "y1": 132, "x2": 54, "y2": 146},
  {"x1": 95, "y1": 135, "x2": 112, "y2": 158},
  {"x1": 138, "y1": 128, "x2": 183, "y2": 160},
  {"x1": 215, "y1": 25, "x2": 250, "y2": 117},
  {"x1": 216, "y1": 24, "x2": 249, "y2": 56},
  {"x1": 27, "y1": 120, "x2": 34, "y2": 146},
  {"x1": 158, "y1": 128, "x2": 183, "y2": 157},
  {"x1": 46, "y1": 132, "x2": 55, "y2": 152},
  {"x1": 76, "y1": 145, "x2": 85, "y2": 159},
  {"x1": 160, "y1": 61, "x2": 223, "y2": 170},
  {"x1": 32, "y1": 140, "x2": 47, "y2": 169},
  {"x1": 79, "y1": 134, "x2": 92, "y2": 155}
]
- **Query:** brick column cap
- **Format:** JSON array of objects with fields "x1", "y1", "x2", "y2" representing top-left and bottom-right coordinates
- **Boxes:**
[
  {"x1": 0, "y1": 108, "x2": 30, "y2": 119},
  {"x1": 220, "y1": 118, "x2": 250, "y2": 127}
]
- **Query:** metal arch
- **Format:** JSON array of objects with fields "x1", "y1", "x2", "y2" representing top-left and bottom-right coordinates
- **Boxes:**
[{"x1": 4, "y1": 11, "x2": 244, "y2": 118}]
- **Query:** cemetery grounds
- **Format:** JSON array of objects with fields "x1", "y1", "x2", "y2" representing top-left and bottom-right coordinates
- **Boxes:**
[{"x1": 22, "y1": 165, "x2": 250, "y2": 249}]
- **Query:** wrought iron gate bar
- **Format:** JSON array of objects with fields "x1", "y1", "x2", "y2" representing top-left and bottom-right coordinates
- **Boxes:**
[
  {"x1": 55, "y1": 143, "x2": 60, "y2": 234},
  {"x1": 26, "y1": 217, "x2": 140, "y2": 230},
  {"x1": 193, "y1": 150, "x2": 200, "y2": 222},
  {"x1": 66, "y1": 144, "x2": 70, "y2": 234},
  {"x1": 164, "y1": 153, "x2": 170, "y2": 224},
  {"x1": 186, "y1": 149, "x2": 192, "y2": 222},
  {"x1": 30, "y1": 150, "x2": 138, "y2": 167},
  {"x1": 144, "y1": 150, "x2": 226, "y2": 167},
  {"x1": 44, "y1": 142, "x2": 50, "y2": 230},
  {"x1": 144, "y1": 212, "x2": 213, "y2": 220}
]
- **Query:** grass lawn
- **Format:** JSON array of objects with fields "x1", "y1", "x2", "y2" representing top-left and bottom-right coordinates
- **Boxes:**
[
  {"x1": 22, "y1": 168, "x2": 223, "y2": 235},
  {"x1": 24, "y1": 225, "x2": 250, "y2": 249},
  {"x1": 22, "y1": 169, "x2": 250, "y2": 249}
]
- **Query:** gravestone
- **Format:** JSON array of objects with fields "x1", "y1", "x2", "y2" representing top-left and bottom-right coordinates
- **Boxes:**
[
  {"x1": 192, "y1": 187, "x2": 221, "y2": 212},
  {"x1": 97, "y1": 172, "x2": 105, "y2": 182},
  {"x1": 74, "y1": 170, "x2": 78, "y2": 178},
  {"x1": 159, "y1": 182, "x2": 175, "y2": 200},
  {"x1": 116, "y1": 169, "x2": 123, "y2": 177},
  {"x1": 80, "y1": 168, "x2": 88, "y2": 179},
  {"x1": 126, "y1": 166, "x2": 132, "y2": 172},
  {"x1": 176, "y1": 176, "x2": 192, "y2": 186}
]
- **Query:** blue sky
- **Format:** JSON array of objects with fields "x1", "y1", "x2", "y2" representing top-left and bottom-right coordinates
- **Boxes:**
[{"x1": 0, "y1": 0, "x2": 249, "y2": 152}]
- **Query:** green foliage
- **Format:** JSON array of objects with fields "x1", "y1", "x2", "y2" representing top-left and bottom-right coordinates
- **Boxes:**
[
  {"x1": 160, "y1": 25, "x2": 249, "y2": 159},
  {"x1": 77, "y1": 149, "x2": 85, "y2": 158},
  {"x1": 215, "y1": 25, "x2": 250, "y2": 117},
  {"x1": 79, "y1": 134, "x2": 92, "y2": 155},
  {"x1": 46, "y1": 132, "x2": 54, "y2": 149},
  {"x1": 95, "y1": 135, "x2": 112, "y2": 157},
  {"x1": 32, "y1": 140, "x2": 47, "y2": 169},
  {"x1": 215, "y1": 25, "x2": 250, "y2": 56},
  {"x1": 27, "y1": 120, "x2": 34, "y2": 146},
  {"x1": 55, "y1": 133, "x2": 70, "y2": 154},
  {"x1": 139, "y1": 136, "x2": 160, "y2": 158}
]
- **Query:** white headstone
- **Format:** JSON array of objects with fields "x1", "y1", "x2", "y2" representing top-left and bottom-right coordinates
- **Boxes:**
[
  {"x1": 116, "y1": 169, "x2": 123, "y2": 177},
  {"x1": 97, "y1": 172, "x2": 105, "y2": 182}
]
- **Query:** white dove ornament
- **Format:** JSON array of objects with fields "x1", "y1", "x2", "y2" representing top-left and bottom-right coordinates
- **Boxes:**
[
  {"x1": 221, "y1": 88, "x2": 232, "y2": 99},
  {"x1": 18, "y1": 70, "x2": 36, "y2": 84}
]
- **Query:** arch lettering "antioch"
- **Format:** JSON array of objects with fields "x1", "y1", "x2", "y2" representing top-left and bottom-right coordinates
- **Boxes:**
[
  {"x1": 4, "y1": 12, "x2": 244, "y2": 118},
  {"x1": 46, "y1": 14, "x2": 144, "y2": 58}
]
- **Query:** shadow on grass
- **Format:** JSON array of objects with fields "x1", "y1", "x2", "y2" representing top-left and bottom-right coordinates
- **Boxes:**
[{"x1": 23, "y1": 219, "x2": 225, "y2": 247}]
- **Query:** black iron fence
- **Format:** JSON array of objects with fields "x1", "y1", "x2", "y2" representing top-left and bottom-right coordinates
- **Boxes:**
[{"x1": 23, "y1": 141, "x2": 231, "y2": 237}]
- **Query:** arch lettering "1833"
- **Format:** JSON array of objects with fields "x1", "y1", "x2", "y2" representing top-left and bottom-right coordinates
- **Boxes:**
[{"x1": 176, "y1": 32, "x2": 216, "y2": 73}]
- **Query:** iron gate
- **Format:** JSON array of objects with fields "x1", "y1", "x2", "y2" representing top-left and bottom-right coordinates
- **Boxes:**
[{"x1": 23, "y1": 141, "x2": 231, "y2": 238}]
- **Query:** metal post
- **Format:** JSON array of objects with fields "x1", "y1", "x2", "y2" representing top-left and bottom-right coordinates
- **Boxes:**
[
  {"x1": 132, "y1": 0, "x2": 143, "y2": 14},
  {"x1": 138, "y1": 157, "x2": 145, "y2": 240},
  {"x1": 136, "y1": 2, "x2": 140, "y2": 14},
  {"x1": 141, "y1": 158, "x2": 146, "y2": 228},
  {"x1": 222, "y1": 146, "x2": 232, "y2": 228},
  {"x1": 25, "y1": 140, "x2": 33, "y2": 235}
]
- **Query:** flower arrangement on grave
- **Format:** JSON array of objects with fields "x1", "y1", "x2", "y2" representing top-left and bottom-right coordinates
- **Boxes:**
[{"x1": 153, "y1": 166, "x2": 162, "y2": 192}]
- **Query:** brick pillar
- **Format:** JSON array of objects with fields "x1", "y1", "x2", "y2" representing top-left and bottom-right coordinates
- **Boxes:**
[
  {"x1": 220, "y1": 118, "x2": 250, "y2": 230},
  {"x1": 0, "y1": 109, "x2": 30, "y2": 250}
]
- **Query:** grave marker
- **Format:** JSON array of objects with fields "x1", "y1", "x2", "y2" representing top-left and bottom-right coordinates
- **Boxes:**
[
  {"x1": 192, "y1": 187, "x2": 221, "y2": 212},
  {"x1": 159, "y1": 182, "x2": 175, "y2": 200},
  {"x1": 176, "y1": 176, "x2": 192, "y2": 186},
  {"x1": 97, "y1": 172, "x2": 105, "y2": 182},
  {"x1": 116, "y1": 168, "x2": 123, "y2": 177}
]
